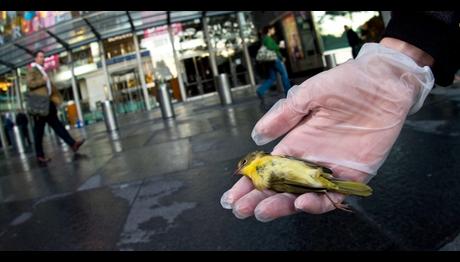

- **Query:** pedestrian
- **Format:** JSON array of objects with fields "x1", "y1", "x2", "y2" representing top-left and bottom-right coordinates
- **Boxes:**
[
  {"x1": 3, "y1": 113, "x2": 14, "y2": 146},
  {"x1": 255, "y1": 26, "x2": 291, "y2": 102},
  {"x1": 344, "y1": 25, "x2": 363, "y2": 58},
  {"x1": 221, "y1": 11, "x2": 460, "y2": 221},
  {"x1": 26, "y1": 50, "x2": 85, "y2": 165},
  {"x1": 15, "y1": 111, "x2": 31, "y2": 147}
]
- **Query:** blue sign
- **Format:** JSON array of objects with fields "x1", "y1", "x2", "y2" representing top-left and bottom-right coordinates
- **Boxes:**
[{"x1": 96, "y1": 50, "x2": 151, "y2": 68}]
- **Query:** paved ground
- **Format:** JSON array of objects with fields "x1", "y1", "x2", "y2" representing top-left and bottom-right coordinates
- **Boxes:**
[{"x1": 0, "y1": 85, "x2": 460, "y2": 251}]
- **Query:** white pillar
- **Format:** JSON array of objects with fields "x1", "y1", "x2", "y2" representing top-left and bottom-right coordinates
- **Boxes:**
[
  {"x1": 0, "y1": 113, "x2": 8, "y2": 152},
  {"x1": 13, "y1": 70, "x2": 23, "y2": 110},
  {"x1": 237, "y1": 12, "x2": 256, "y2": 87},
  {"x1": 202, "y1": 17, "x2": 218, "y2": 77},
  {"x1": 68, "y1": 52, "x2": 84, "y2": 126},
  {"x1": 168, "y1": 25, "x2": 187, "y2": 102},
  {"x1": 7, "y1": 80, "x2": 12, "y2": 111},
  {"x1": 99, "y1": 41, "x2": 113, "y2": 100},
  {"x1": 133, "y1": 33, "x2": 152, "y2": 111}
]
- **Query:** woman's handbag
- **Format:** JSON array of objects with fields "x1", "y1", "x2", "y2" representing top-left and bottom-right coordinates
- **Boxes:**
[
  {"x1": 25, "y1": 93, "x2": 50, "y2": 117},
  {"x1": 256, "y1": 45, "x2": 278, "y2": 62}
]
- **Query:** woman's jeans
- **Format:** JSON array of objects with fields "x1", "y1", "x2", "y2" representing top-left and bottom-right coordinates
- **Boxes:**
[{"x1": 256, "y1": 59, "x2": 291, "y2": 96}]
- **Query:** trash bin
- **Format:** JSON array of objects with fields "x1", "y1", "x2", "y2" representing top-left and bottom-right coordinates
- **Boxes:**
[
  {"x1": 157, "y1": 83, "x2": 175, "y2": 119},
  {"x1": 99, "y1": 100, "x2": 118, "y2": 132},
  {"x1": 324, "y1": 54, "x2": 337, "y2": 69},
  {"x1": 215, "y1": 73, "x2": 233, "y2": 105}
]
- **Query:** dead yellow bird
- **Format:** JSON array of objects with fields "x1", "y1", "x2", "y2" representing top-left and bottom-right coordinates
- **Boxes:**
[{"x1": 234, "y1": 151, "x2": 373, "y2": 212}]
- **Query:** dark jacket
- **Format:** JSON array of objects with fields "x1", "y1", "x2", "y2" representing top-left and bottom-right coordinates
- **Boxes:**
[
  {"x1": 383, "y1": 11, "x2": 460, "y2": 86},
  {"x1": 345, "y1": 29, "x2": 362, "y2": 47}
]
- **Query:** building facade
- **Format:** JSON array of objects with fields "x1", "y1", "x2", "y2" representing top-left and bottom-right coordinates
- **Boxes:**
[{"x1": 0, "y1": 11, "x2": 384, "y2": 126}]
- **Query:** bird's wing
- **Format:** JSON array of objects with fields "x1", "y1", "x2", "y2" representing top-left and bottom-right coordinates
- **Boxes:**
[
  {"x1": 267, "y1": 171, "x2": 327, "y2": 194},
  {"x1": 270, "y1": 183, "x2": 327, "y2": 195},
  {"x1": 280, "y1": 155, "x2": 334, "y2": 174}
]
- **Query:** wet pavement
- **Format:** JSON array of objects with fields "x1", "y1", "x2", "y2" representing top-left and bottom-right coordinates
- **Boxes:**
[{"x1": 0, "y1": 85, "x2": 460, "y2": 251}]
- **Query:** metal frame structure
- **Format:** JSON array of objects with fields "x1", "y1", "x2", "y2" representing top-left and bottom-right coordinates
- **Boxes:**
[
  {"x1": 0, "y1": 11, "x2": 235, "y2": 75},
  {"x1": 0, "y1": 11, "x2": 253, "y2": 124}
]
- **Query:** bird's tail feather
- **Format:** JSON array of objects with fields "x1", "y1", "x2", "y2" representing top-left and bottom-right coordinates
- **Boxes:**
[{"x1": 332, "y1": 180, "x2": 372, "y2": 197}]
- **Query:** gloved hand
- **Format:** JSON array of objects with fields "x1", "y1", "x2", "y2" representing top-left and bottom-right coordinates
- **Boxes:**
[{"x1": 221, "y1": 43, "x2": 434, "y2": 221}]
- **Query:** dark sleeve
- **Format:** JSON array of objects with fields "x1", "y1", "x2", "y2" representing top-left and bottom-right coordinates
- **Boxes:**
[{"x1": 383, "y1": 11, "x2": 460, "y2": 86}]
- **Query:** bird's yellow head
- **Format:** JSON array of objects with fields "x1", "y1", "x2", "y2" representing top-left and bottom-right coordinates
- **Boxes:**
[{"x1": 233, "y1": 151, "x2": 268, "y2": 176}]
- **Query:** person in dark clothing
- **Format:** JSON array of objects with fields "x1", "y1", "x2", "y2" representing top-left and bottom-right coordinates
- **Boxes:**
[
  {"x1": 344, "y1": 25, "x2": 363, "y2": 58},
  {"x1": 3, "y1": 114, "x2": 14, "y2": 146},
  {"x1": 383, "y1": 11, "x2": 460, "y2": 87},
  {"x1": 27, "y1": 50, "x2": 85, "y2": 165},
  {"x1": 16, "y1": 112, "x2": 31, "y2": 147},
  {"x1": 221, "y1": 11, "x2": 460, "y2": 221}
]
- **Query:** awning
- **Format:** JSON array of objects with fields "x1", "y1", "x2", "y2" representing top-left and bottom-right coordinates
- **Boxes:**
[{"x1": 0, "y1": 11, "x2": 235, "y2": 75}]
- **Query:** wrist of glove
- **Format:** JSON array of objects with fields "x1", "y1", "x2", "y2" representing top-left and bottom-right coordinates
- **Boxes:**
[
  {"x1": 355, "y1": 43, "x2": 434, "y2": 115},
  {"x1": 251, "y1": 43, "x2": 434, "y2": 177}
]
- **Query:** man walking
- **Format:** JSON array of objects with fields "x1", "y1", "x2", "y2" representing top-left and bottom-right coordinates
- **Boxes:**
[{"x1": 26, "y1": 50, "x2": 85, "y2": 164}]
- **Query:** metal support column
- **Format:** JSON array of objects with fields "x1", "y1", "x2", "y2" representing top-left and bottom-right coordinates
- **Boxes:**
[
  {"x1": 7, "y1": 81, "x2": 12, "y2": 111},
  {"x1": 202, "y1": 16, "x2": 218, "y2": 77},
  {"x1": 13, "y1": 69, "x2": 23, "y2": 110},
  {"x1": 237, "y1": 12, "x2": 256, "y2": 88},
  {"x1": 0, "y1": 115, "x2": 8, "y2": 152},
  {"x1": 68, "y1": 52, "x2": 84, "y2": 126},
  {"x1": 133, "y1": 33, "x2": 152, "y2": 111},
  {"x1": 168, "y1": 25, "x2": 187, "y2": 102},
  {"x1": 12, "y1": 125, "x2": 25, "y2": 154},
  {"x1": 99, "y1": 41, "x2": 113, "y2": 100}
]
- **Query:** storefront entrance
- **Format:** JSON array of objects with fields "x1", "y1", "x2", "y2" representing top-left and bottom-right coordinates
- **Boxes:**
[
  {"x1": 111, "y1": 68, "x2": 147, "y2": 114},
  {"x1": 182, "y1": 55, "x2": 215, "y2": 97}
]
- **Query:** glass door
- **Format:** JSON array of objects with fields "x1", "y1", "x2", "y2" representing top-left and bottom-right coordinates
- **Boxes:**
[
  {"x1": 111, "y1": 68, "x2": 146, "y2": 114},
  {"x1": 176, "y1": 19, "x2": 214, "y2": 98}
]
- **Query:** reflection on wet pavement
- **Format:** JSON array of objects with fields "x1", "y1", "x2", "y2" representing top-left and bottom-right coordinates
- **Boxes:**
[{"x1": 0, "y1": 88, "x2": 460, "y2": 250}]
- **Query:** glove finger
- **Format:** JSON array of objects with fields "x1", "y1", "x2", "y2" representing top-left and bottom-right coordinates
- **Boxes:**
[
  {"x1": 252, "y1": 85, "x2": 312, "y2": 145},
  {"x1": 220, "y1": 176, "x2": 255, "y2": 209},
  {"x1": 253, "y1": 193, "x2": 298, "y2": 222},
  {"x1": 294, "y1": 192, "x2": 346, "y2": 214},
  {"x1": 232, "y1": 189, "x2": 277, "y2": 219}
]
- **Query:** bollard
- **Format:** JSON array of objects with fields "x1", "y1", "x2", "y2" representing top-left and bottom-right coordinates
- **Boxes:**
[
  {"x1": 100, "y1": 100, "x2": 119, "y2": 132},
  {"x1": 324, "y1": 54, "x2": 337, "y2": 69},
  {"x1": 157, "y1": 83, "x2": 175, "y2": 119},
  {"x1": 215, "y1": 73, "x2": 233, "y2": 105},
  {"x1": 12, "y1": 125, "x2": 25, "y2": 154}
]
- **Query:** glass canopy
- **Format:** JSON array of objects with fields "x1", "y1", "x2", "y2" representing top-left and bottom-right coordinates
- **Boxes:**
[{"x1": 0, "y1": 11, "x2": 235, "y2": 75}]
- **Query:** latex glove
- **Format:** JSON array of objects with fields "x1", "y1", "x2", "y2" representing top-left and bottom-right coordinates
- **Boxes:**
[{"x1": 221, "y1": 43, "x2": 434, "y2": 221}]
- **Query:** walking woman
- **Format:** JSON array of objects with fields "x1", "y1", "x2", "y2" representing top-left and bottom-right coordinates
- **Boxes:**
[{"x1": 256, "y1": 26, "x2": 291, "y2": 100}]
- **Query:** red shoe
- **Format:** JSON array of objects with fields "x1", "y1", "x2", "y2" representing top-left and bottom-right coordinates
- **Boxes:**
[
  {"x1": 37, "y1": 156, "x2": 52, "y2": 164},
  {"x1": 72, "y1": 139, "x2": 86, "y2": 153}
]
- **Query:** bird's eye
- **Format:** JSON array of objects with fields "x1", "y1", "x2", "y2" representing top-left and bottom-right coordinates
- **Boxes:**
[{"x1": 242, "y1": 159, "x2": 247, "y2": 165}]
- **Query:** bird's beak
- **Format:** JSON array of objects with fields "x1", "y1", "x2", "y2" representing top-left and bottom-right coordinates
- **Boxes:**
[{"x1": 233, "y1": 167, "x2": 242, "y2": 176}]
